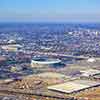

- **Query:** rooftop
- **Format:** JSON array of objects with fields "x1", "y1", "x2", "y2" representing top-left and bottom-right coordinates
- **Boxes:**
[
  {"x1": 48, "y1": 80, "x2": 100, "y2": 94},
  {"x1": 80, "y1": 69, "x2": 100, "y2": 77}
]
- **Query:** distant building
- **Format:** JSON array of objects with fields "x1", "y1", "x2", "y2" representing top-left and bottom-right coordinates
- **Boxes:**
[
  {"x1": 7, "y1": 39, "x2": 16, "y2": 44},
  {"x1": 80, "y1": 69, "x2": 100, "y2": 77},
  {"x1": 0, "y1": 56, "x2": 7, "y2": 63},
  {"x1": 87, "y1": 58, "x2": 96, "y2": 63},
  {"x1": 1, "y1": 44, "x2": 22, "y2": 52},
  {"x1": 36, "y1": 72, "x2": 69, "y2": 79},
  {"x1": 93, "y1": 74, "x2": 100, "y2": 80}
]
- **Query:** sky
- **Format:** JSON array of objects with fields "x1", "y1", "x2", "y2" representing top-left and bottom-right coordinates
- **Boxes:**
[{"x1": 0, "y1": 0, "x2": 100, "y2": 22}]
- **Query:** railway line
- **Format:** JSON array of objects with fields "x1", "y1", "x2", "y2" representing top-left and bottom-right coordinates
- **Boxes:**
[{"x1": 0, "y1": 86, "x2": 75, "y2": 100}]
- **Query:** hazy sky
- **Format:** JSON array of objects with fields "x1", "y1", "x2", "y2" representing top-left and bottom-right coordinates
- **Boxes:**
[{"x1": 0, "y1": 0, "x2": 100, "y2": 22}]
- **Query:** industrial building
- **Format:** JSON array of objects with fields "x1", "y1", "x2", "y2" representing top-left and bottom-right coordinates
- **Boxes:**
[
  {"x1": 48, "y1": 80, "x2": 100, "y2": 94},
  {"x1": 36, "y1": 72, "x2": 68, "y2": 79},
  {"x1": 80, "y1": 69, "x2": 100, "y2": 77},
  {"x1": 1, "y1": 44, "x2": 22, "y2": 52}
]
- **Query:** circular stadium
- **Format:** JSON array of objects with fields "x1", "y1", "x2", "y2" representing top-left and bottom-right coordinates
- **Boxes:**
[{"x1": 31, "y1": 57, "x2": 62, "y2": 68}]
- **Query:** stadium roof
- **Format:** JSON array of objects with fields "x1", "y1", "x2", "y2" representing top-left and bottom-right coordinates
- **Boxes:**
[{"x1": 32, "y1": 57, "x2": 61, "y2": 64}]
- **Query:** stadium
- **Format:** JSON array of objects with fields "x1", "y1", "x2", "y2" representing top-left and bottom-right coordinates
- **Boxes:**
[{"x1": 31, "y1": 56, "x2": 62, "y2": 68}]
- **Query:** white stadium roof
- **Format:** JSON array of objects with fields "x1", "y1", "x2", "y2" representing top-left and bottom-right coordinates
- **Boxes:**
[{"x1": 32, "y1": 58, "x2": 61, "y2": 65}]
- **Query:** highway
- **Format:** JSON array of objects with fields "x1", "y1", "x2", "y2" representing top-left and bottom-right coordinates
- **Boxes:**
[{"x1": 31, "y1": 51, "x2": 89, "y2": 59}]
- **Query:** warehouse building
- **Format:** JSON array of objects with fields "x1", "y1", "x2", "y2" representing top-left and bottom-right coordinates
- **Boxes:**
[{"x1": 48, "y1": 80, "x2": 100, "y2": 94}]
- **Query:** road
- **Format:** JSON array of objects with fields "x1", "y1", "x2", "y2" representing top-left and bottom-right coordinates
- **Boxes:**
[{"x1": 32, "y1": 51, "x2": 89, "y2": 59}]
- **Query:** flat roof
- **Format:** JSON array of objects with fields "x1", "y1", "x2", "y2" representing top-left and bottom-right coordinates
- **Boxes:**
[
  {"x1": 93, "y1": 74, "x2": 100, "y2": 79},
  {"x1": 36, "y1": 72, "x2": 70, "y2": 79},
  {"x1": 48, "y1": 80, "x2": 100, "y2": 94},
  {"x1": 80, "y1": 69, "x2": 100, "y2": 77}
]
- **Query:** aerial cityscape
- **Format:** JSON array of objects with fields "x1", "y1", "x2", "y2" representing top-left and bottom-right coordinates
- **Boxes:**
[{"x1": 0, "y1": 0, "x2": 100, "y2": 100}]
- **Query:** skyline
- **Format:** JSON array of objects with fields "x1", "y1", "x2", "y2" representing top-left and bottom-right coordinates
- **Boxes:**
[{"x1": 0, "y1": 0, "x2": 100, "y2": 22}]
